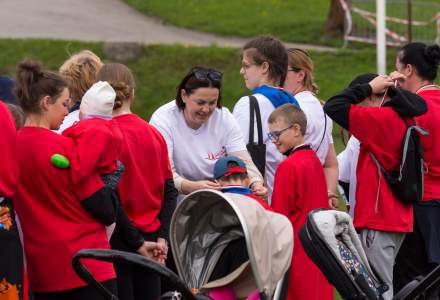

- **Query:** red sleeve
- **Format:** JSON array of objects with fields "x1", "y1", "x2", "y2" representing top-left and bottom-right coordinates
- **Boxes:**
[
  {"x1": 271, "y1": 160, "x2": 295, "y2": 218},
  {"x1": 0, "y1": 102, "x2": 18, "y2": 197},
  {"x1": 73, "y1": 172, "x2": 105, "y2": 201},
  {"x1": 65, "y1": 121, "x2": 117, "y2": 184},
  {"x1": 349, "y1": 106, "x2": 399, "y2": 148}
]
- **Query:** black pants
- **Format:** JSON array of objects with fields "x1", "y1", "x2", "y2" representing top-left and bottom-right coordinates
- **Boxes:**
[
  {"x1": 111, "y1": 230, "x2": 161, "y2": 300},
  {"x1": 0, "y1": 197, "x2": 24, "y2": 299},
  {"x1": 33, "y1": 279, "x2": 117, "y2": 300},
  {"x1": 209, "y1": 238, "x2": 248, "y2": 282},
  {"x1": 394, "y1": 201, "x2": 440, "y2": 294}
]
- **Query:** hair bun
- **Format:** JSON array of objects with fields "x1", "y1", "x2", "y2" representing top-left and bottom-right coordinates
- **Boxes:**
[
  {"x1": 111, "y1": 81, "x2": 132, "y2": 100},
  {"x1": 17, "y1": 59, "x2": 42, "y2": 75},
  {"x1": 425, "y1": 45, "x2": 440, "y2": 66}
]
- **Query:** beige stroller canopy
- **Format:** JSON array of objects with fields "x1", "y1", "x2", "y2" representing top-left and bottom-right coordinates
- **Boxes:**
[{"x1": 170, "y1": 190, "x2": 293, "y2": 298}]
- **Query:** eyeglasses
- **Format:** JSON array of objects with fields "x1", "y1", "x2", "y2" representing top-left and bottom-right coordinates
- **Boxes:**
[
  {"x1": 191, "y1": 67, "x2": 223, "y2": 84},
  {"x1": 267, "y1": 124, "x2": 294, "y2": 142}
]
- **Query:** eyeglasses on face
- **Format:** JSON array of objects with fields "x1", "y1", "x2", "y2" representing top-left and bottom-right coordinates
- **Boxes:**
[
  {"x1": 267, "y1": 124, "x2": 294, "y2": 142},
  {"x1": 191, "y1": 67, "x2": 223, "y2": 84}
]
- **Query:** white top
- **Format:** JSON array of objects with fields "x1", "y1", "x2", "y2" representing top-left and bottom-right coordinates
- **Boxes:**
[
  {"x1": 233, "y1": 93, "x2": 283, "y2": 200},
  {"x1": 150, "y1": 101, "x2": 247, "y2": 198},
  {"x1": 295, "y1": 91, "x2": 334, "y2": 164},
  {"x1": 337, "y1": 136, "x2": 360, "y2": 217},
  {"x1": 57, "y1": 110, "x2": 79, "y2": 133}
]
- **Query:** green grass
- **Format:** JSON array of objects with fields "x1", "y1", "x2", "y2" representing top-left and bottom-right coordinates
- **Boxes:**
[
  {"x1": 0, "y1": 39, "x2": 403, "y2": 155},
  {"x1": 123, "y1": 0, "x2": 341, "y2": 46}
]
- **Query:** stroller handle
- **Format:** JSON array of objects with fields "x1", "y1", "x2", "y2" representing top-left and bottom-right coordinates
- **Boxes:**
[{"x1": 72, "y1": 249, "x2": 197, "y2": 300}]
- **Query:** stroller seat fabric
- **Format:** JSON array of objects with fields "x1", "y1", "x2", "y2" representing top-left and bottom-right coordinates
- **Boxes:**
[{"x1": 299, "y1": 209, "x2": 387, "y2": 300}]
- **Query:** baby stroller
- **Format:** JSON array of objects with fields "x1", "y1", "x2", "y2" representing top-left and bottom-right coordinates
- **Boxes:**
[
  {"x1": 170, "y1": 189, "x2": 293, "y2": 300},
  {"x1": 73, "y1": 189, "x2": 293, "y2": 300},
  {"x1": 299, "y1": 209, "x2": 440, "y2": 300}
]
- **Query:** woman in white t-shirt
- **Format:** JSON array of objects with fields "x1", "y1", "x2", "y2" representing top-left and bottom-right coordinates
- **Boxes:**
[
  {"x1": 233, "y1": 36, "x2": 300, "y2": 202},
  {"x1": 150, "y1": 67, "x2": 266, "y2": 201},
  {"x1": 283, "y1": 48, "x2": 339, "y2": 208}
]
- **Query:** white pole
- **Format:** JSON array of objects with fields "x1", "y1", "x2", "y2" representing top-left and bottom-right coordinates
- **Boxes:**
[{"x1": 377, "y1": 0, "x2": 386, "y2": 74}]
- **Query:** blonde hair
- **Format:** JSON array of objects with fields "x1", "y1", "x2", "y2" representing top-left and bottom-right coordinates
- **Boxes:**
[
  {"x1": 96, "y1": 63, "x2": 136, "y2": 110},
  {"x1": 287, "y1": 48, "x2": 319, "y2": 95},
  {"x1": 59, "y1": 50, "x2": 103, "y2": 103},
  {"x1": 268, "y1": 103, "x2": 307, "y2": 136}
]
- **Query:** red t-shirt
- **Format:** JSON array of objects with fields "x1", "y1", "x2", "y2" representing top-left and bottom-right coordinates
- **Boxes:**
[
  {"x1": 416, "y1": 90, "x2": 440, "y2": 201},
  {"x1": 271, "y1": 148, "x2": 332, "y2": 300},
  {"x1": 0, "y1": 101, "x2": 18, "y2": 197},
  {"x1": 62, "y1": 118, "x2": 122, "y2": 184},
  {"x1": 14, "y1": 127, "x2": 114, "y2": 292},
  {"x1": 114, "y1": 114, "x2": 173, "y2": 233},
  {"x1": 349, "y1": 105, "x2": 413, "y2": 232}
]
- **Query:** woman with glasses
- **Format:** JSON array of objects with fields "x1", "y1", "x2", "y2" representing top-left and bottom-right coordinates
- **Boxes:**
[
  {"x1": 233, "y1": 35, "x2": 300, "y2": 202},
  {"x1": 150, "y1": 66, "x2": 265, "y2": 202},
  {"x1": 283, "y1": 48, "x2": 339, "y2": 209}
]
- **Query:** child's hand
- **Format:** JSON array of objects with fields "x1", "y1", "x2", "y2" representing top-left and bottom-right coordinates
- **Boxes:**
[
  {"x1": 328, "y1": 190, "x2": 339, "y2": 209},
  {"x1": 251, "y1": 182, "x2": 268, "y2": 200}
]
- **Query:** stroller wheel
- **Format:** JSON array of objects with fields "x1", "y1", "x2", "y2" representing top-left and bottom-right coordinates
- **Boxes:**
[{"x1": 159, "y1": 291, "x2": 182, "y2": 300}]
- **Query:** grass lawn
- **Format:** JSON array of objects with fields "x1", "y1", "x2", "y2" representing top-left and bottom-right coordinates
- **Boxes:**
[
  {"x1": 123, "y1": 0, "x2": 340, "y2": 46},
  {"x1": 0, "y1": 39, "x2": 403, "y2": 155}
]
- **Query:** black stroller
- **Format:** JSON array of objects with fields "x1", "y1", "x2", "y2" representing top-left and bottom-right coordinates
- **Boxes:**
[
  {"x1": 73, "y1": 190, "x2": 293, "y2": 300},
  {"x1": 299, "y1": 209, "x2": 440, "y2": 300}
]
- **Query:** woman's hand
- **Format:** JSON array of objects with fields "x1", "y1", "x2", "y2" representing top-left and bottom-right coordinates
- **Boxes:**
[
  {"x1": 251, "y1": 182, "x2": 268, "y2": 200},
  {"x1": 389, "y1": 71, "x2": 406, "y2": 87},
  {"x1": 182, "y1": 179, "x2": 221, "y2": 194},
  {"x1": 137, "y1": 241, "x2": 167, "y2": 265},
  {"x1": 369, "y1": 75, "x2": 394, "y2": 94}
]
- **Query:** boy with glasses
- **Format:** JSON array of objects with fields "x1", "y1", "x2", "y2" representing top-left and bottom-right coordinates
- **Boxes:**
[{"x1": 269, "y1": 104, "x2": 332, "y2": 300}]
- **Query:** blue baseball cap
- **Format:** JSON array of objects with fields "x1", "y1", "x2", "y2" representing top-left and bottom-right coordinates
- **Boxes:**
[{"x1": 213, "y1": 156, "x2": 247, "y2": 179}]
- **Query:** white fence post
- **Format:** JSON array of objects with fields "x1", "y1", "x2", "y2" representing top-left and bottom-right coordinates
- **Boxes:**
[{"x1": 377, "y1": 0, "x2": 387, "y2": 74}]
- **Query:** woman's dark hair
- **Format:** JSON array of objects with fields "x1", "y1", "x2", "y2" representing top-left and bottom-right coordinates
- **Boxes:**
[
  {"x1": 175, "y1": 67, "x2": 222, "y2": 110},
  {"x1": 15, "y1": 59, "x2": 67, "y2": 113},
  {"x1": 243, "y1": 35, "x2": 288, "y2": 87},
  {"x1": 97, "y1": 63, "x2": 136, "y2": 110},
  {"x1": 398, "y1": 43, "x2": 440, "y2": 82}
]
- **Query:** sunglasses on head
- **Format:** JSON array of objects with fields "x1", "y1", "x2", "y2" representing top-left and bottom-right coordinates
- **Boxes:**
[{"x1": 191, "y1": 67, "x2": 223, "y2": 84}]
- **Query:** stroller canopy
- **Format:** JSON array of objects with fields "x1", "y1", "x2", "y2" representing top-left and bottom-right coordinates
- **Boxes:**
[{"x1": 170, "y1": 190, "x2": 293, "y2": 298}]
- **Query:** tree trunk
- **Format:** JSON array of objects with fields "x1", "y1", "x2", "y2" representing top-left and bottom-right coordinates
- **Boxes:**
[{"x1": 324, "y1": 0, "x2": 346, "y2": 38}]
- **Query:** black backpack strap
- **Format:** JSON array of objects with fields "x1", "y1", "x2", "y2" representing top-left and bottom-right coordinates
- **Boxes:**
[
  {"x1": 315, "y1": 112, "x2": 327, "y2": 153},
  {"x1": 248, "y1": 96, "x2": 264, "y2": 145}
]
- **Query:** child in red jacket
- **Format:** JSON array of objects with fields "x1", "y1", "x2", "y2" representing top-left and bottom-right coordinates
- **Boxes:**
[
  {"x1": 268, "y1": 104, "x2": 333, "y2": 300},
  {"x1": 269, "y1": 103, "x2": 332, "y2": 300},
  {"x1": 324, "y1": 74, "x2": 427, "y2": 299},
  {"x1": 62, "y1": 80, "x2": 123, "y2": 188}
]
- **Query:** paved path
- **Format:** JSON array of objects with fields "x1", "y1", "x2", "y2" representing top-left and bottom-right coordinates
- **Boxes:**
[{"x1": 0, "y1": 0, "x2": 338, "y2": 52}]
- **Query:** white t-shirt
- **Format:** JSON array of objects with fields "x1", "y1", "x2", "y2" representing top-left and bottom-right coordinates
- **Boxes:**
[
  {"x1": 57, "y1": 110, "x2": 79, "y2": 133},
  {"x1": 233, "y1": 93, "x2": 283, "y2": 199},
  {"x1": 295, "y1": 91, "x2": 334, "y2": 164},
  {"x1": 150, "y1": 101, "x2": 246, "y2": 198},
  {"x1": 337, "y1": 136, "x2": 360, "y2": 217}
]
